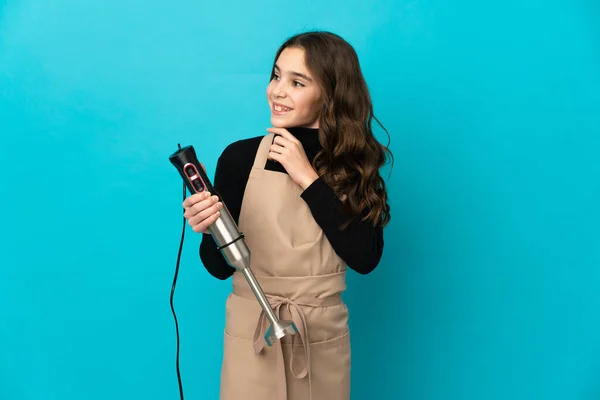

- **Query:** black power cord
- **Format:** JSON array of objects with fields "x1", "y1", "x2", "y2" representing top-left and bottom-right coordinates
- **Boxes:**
[{"x1": 170, "y1": 146, "x2": 187, "y2": 400}]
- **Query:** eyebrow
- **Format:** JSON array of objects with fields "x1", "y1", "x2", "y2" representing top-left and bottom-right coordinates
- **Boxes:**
[{"x1": 274, "y1": 64, "x2": 313, "y2": 82}]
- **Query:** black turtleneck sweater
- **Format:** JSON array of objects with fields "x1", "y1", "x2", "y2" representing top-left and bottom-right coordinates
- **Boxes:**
[{"x1": 199, "y1": 127, "x2": 384, "y2": 280}]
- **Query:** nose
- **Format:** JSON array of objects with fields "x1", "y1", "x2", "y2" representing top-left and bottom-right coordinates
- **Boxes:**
[{"x1": 271, "y1": 80, "x2": 287, "y2": 99}]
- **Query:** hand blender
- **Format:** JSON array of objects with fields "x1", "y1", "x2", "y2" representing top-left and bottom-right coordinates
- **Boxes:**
[{"x1": 169, "y1": 144, "x2": 298, "y2": 346}]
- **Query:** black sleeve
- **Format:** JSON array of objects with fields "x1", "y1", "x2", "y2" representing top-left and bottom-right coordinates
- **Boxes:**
[
  {"x1": 198, "y1": 146, "x2": 241, "y2": 280},
  {"x1": 300, "y1": 177, "x2": 384, "y2": 275}
]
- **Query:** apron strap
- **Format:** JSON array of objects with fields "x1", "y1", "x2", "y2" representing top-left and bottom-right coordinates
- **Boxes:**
[{"x1": 252, "y1": 133, "x2": 275, "y2": 169}]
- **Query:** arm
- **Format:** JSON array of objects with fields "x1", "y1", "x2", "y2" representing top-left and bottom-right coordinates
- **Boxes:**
[{"x1": 300, "y1": 178, "x2": 384, "y2": 274}]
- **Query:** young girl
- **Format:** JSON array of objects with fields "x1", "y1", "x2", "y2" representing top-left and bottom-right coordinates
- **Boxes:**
[{"x1": 183, "y1": 30, "x2": 392, "y2": 400}]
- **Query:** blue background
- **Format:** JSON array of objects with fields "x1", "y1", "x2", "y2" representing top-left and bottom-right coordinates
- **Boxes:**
[{"x1": 1, "y1": 0, "x2": 599, "y2": 399}]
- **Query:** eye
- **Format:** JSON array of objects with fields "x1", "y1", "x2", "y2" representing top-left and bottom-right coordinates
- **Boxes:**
[
  {"x1": 293, "y1": 81, "x2": 305, "y2": 87},
  {"x1": 272, "y1": 73, "x2": 280, "y2": 81}
]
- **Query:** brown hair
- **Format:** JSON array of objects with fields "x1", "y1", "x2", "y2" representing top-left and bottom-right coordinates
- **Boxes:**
[{"x1": 271, "y1": 31, "x2": 393, "y2": 229}]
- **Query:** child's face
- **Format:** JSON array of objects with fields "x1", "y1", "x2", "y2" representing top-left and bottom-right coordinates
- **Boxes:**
[{"x1": 266, "y1": 47, "x2": 322, "y2": 129}]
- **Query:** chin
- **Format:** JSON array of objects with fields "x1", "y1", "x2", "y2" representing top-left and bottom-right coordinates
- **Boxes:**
[
  {"x1": 270, "y1": 117, "x2": 291, "y2": 128},
  {"x1": 269, "y1": 113, "x2": 318, "y2": 129}
]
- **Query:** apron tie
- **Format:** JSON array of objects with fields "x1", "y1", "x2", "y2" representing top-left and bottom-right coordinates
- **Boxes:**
[{"x1": 251, "y1": 294, "x2": 341, "y2": 400}]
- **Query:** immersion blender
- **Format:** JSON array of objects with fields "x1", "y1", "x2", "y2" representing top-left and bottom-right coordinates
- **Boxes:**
[{"x1": 169, "y1": 144, "x2": 298, "y2": 346}]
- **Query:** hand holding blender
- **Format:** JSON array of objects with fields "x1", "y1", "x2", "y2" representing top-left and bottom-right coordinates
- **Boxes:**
[{"x1": 169, "y1": 145, "x2": 298, "y2": 346}]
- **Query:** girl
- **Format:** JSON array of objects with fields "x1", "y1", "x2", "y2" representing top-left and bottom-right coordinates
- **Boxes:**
[{"x1": 183, "y1": 31, "x2": 392, "y2": 400}]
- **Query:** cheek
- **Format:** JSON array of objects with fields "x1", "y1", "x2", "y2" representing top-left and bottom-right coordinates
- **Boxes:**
[
  {"x1": 298, "y1": 94, "x2": 321, "y2": 117},
  {"x1": 265, "y1": 82, "x2": 274, "y2": 99}
]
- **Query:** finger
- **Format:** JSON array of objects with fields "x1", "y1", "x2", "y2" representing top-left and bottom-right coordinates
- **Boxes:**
[
  {"x1": 270, "y1": 144, "x2": 287, "y2": 155},
  {"x1": 184, "y1": 194, "x2": 215, "y2": 218},
  {"x1": 272, "y1": 135, "x2": 292, "y2": 148},
  {"x1": 188, "y1": 206, "x2": 219, "y2": 231},
  {"x1": 183, "y1": 191, "x2": 210, "y2": 209},
  {"x1": 190, "y1": 194, "x2": 219, "y2": 214},
  {"x1": 267, "y1": 128, "x2": 300, "y2": 144},
  {"x1": 268, "y1": 151, "x2": 282, "y2": 163},
  {"x1": 183, "y1": 191, "x2": 211, "y2": 208},
  {"x1": 189, "y1": 201, "x2": 223, "y2": 227},
  {"x1": 196, "y1": 210, "x2": 222, "y2": 233}
]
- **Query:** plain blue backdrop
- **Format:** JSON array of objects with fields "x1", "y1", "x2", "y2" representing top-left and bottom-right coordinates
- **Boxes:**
[{"x1": 1, "y1": 0, "x2": 599, "y2": 399}]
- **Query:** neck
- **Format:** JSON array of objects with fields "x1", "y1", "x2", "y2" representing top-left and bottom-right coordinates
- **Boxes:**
[
  {"x1": 287, "y1": 126, "x2": 318, "y2": 137},
  {"x1": 287, "y1": 125, "x2": 318, "y2": 131}
]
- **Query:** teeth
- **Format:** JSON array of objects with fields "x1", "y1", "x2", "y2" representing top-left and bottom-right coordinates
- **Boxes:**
[{"x1": 274, "y1": 104, "x2": 292, "y2": 112}]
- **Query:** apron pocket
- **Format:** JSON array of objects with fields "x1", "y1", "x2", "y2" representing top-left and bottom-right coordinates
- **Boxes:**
[
  {"x1": 221, "y1": 329, "x2": 279, "y2": 400},
  {"x1": 283, "y1": 330, "x2": 351, "y2": 400},
  {"x1": 224, "y1": 293, "x2": 263, "y2": 340}
]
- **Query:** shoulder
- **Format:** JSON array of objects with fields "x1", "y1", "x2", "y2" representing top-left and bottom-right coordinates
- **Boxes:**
[
  {"x1": 217, "y1": 134, "x2": 266, "y2": 168},
  {"x1": 221, "y1": 135, "x2": 264, "y2": 157}
]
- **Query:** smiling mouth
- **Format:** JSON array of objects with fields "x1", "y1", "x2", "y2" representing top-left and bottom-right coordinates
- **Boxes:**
[{"x1": 273, "y1": 103, "x2": 293, "y2": 112}]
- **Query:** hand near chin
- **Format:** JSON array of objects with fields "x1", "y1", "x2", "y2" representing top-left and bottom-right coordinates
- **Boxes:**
[{"x1": 266, "y1": 127, "x2": 319, "y2": 190}]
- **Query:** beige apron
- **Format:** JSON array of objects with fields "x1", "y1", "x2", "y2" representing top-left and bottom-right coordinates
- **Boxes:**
[{"x1": 219, "y1": 133, "x2": 351, "y2": 400}]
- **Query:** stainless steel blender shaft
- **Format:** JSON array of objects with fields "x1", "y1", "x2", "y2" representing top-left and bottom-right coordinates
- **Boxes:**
[{"x1": 209, "y1": 207, "x2": 298, "y2": 346}]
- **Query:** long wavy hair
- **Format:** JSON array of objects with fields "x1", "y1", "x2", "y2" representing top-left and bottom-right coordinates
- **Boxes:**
[{"x1": 270, "y1": 31, "x2": 393, "y2": 229}]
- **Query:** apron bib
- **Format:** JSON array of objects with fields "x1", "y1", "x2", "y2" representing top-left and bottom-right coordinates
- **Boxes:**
[{"x1": 219, "y1": 133, "x2": 351, "y2": 400}]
